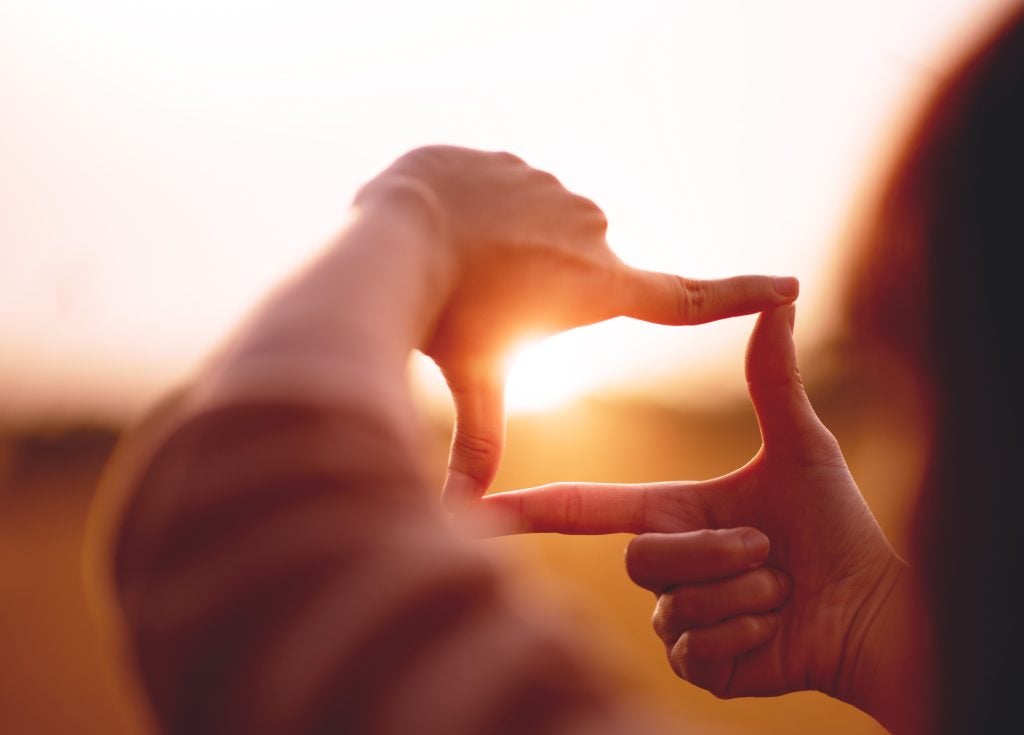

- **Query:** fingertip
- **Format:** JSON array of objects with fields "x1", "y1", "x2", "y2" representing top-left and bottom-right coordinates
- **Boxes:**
[
  {"x1": 624, "y1": 533, "x2": 655, "y2": 589},
  {"x1": 740, "y1": 528, "x2": 770, "y2": 567},
  {"x1": 771, "y1": 276, "x2": 800, "y2": 299},
  {"x1": 772, "y1": 568, "x2": 793, "y2": 602},
  {"x1": 453, "y1": 493, "x2": 523, "y2": 537},
  {"x1": 760, "y1": 302, "x2": 796, "y2": 332},
  {"x1": 442, "y1": 469, "x2": 481, "y2": 513},
  {"x1": 619, "y1": 270, "x2": 792, "y2": 326},
  {"x1": 746, "y1": 302, "x2": 799, "y2": 382}
]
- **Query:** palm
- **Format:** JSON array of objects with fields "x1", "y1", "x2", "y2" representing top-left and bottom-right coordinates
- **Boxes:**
[
  {"x1": 478, "y1": 306, "x2": 899, "y2": 701},
  {"x1": 695, "y1": 446, "x2": 893, "y2": 696}
]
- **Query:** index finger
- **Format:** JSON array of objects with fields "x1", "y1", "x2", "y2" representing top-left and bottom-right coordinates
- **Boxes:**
[
  {"x1": 470, "y1": 481, "x2": 708, "y2": 536},
  {"x1": 618, "y1": 268, "x2": 799, "y2": 325}
]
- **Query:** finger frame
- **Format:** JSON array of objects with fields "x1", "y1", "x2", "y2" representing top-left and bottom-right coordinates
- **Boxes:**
[
  {"x1": 616, "y1": 268, "x2": 798, "y2": 326},
  {"x1": 652, "y1": 566, "x2": 791, "y2": 640},
  {"x1": 626, "y1": 528, "x2": 770, "y2": 593},
  {"x1": 473, "y1": 481, "x2": 712, "y2": 536}
]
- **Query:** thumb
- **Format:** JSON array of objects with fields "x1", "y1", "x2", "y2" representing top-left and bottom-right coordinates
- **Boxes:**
[
  {"x1": 745, "y1": 304, "x2": 829, "y2": 458},
  {"x1": 441, "y1": 366, "x2": 506, "y2": 511},
  {"x1": 617, "y1": 266, "x2": 799, "y2": 326}
]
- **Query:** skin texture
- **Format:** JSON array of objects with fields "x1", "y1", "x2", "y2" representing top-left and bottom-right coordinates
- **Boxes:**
[
  {"x1": 103, "y1": 145, "x2": 802, "y2": 735},
  {"x1": 349, "y1": 146, "x2": 801, "y2": 510},
  {"x1": 476, "y1": 306, "x2": 931, "y2": 734},
  {"x1": 197, "y1": 145, "x2": 799, "y2": 491}
]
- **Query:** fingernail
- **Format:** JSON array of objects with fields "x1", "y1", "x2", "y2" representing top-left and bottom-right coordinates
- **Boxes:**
[
  {"x1": 772, "y1": 276, "x2": 799, "y2": 298},
  {"x1": 442, "y1": 470, "x2": 479, "y2": 513},
  {"x1": 786, "y1": 303, "x2": 796, "y2": 332},
  {"x1": 742, "y1": 529, "x2": 770, "y2": 565}
]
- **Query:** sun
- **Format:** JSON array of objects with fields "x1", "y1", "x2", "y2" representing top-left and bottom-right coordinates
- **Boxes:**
[
  {"x1": 409, "y1": 329, "x2": 620, "y2": 416},
  {"x1": 503, "y1": 335, "x2": 600, "y2": 413}
]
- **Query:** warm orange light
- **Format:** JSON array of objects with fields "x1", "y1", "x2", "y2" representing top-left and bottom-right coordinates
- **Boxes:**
[
  {"x1": 504, "y1": 337, "x2": 590, "y2": 413},
  {"x1": 0, "y1": 0, "x2": 1001, "y2": 419}
]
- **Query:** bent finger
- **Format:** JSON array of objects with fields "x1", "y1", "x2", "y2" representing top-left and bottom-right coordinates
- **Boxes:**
[
  {"x1": 678, "y1": 613, "x2": 780, "y2": 663},
  {"x1": 670, "y1": 614, "x2": 780, "y2": 696},
  {"x1": 653, "y1": 566, "x2": 791, "y2": 639},
  {"x1": 618, "y1": 269, "x2": 799, "y2": 326},
  {"x1": 442, "y1": 368, "x2": 507, "y2": 510},
  {"x1": 626, "y1": 528, "x2": 770, "y2": 593}
]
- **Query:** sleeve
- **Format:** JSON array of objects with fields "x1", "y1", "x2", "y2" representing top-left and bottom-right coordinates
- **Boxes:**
[{"x1": 106, "y1": 398, "x2": 659, "y2": 735}]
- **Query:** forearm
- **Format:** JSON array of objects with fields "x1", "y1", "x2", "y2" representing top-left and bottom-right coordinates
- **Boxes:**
[
  {"x1": 110, "y1": 398, "x2": 612, "y2": 735},
  {"x1": 193, "y1": 184, "x2": 455, "y2": 452},
  {"x1": 104, "y1": 187, "x2": 657, "y2": 735}
]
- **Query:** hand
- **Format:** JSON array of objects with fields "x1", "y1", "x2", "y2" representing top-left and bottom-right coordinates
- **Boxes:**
[
  {"x1": 474, "y1": 305, "x2": 907, "y2": 706},
  {"x1": 357, "y1": 146, "x2": 800, "y2": 508}
]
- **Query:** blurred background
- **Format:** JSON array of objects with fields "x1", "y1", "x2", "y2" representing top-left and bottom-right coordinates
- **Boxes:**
[{"x1": 0, "y1": 0, "x2": 1015, "y2": 732}]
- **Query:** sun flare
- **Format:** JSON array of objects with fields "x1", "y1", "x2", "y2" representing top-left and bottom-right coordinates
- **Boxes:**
[
  {"x1": 504, "y1": 336, "x2": 601, "y2": 413},
  {"x1": 1, "y1": 0, "x2": 992, "y2": 419}
]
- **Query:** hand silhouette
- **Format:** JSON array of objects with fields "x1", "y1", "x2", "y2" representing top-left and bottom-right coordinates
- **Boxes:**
[
  {"x1": 475, "y1": 305, "x2": 903, "y2": 700},
  {"x1": 358, "y1": 146, "x2": 800, "y2": 509}
]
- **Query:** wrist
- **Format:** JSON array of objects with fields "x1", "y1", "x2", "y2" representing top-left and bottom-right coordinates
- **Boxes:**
[
  {"x1": 197, "y1": 177, "x2": 457, "y2": 412},
  {"x1": 835, "y1": 556, "x2": 935, "y2": 735},
  {"x1": 350, "y1": 175, "x2": 459, "y2": 348}
]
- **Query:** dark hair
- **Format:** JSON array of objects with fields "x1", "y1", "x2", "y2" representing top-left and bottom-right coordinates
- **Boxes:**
[{"x1": 844, "y1": 5, "x2": 1024, "y2": 732}]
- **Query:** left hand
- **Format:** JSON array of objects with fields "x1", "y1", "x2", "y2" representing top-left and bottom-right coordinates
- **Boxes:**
[
  {"x1": 357, "y1": 146, "x2": 800, "y2": 508},
  {"x1": 473, "y1": 305, "x2": 903, "y2": 702}
]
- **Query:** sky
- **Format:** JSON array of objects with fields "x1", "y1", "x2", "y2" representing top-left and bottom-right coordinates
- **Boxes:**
[{"x1": 0, "y1": 0, "x2": 1015, "y2": 421}]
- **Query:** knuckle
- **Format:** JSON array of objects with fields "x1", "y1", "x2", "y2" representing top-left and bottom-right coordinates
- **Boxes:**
[
  {"x1": 628, "y1": 486, "x2": 649, "y2": 534},
  {"x1": 624, "y1": 534, "x2": 646, "y2": 571},
  {"x1": 743, "y1": 613, "x2": 776, "y2": 643},
  {"x1": 693, "y1": 527, "x2": 720, "y2": 547},
  {"x1": 571, "y1": 195, "x2": 608, "y2": 233},
  {"x1": 754, "y1": 569, "x2": 781, "y2": 604},
  {"x1": 535, "y1": 169, "x2": 561, "y2": 186},
  {"x1": 710, "y1": 528, "x2": 751, "y2": 568},
  {"x1": 674, "y1": 276, "x2": 709, "y2": 321},
  {"x1": 495, "y1": 150, "x2": 526, "y2": 166},
  {"x1": 625, "y1": 534, "x2": 655, "y2": 587},
  {"x1": 405, "y1": 144, "x2": 435, "y2": 158},
  {"x1": 670, "y1": 589, "x2": 706, "y2": 626},
  {"x1": 670, "y1": 633, "x2": 729, "y2": 697},
  {"x1": 592, "y1": 210, "x2": 609, "y2": 234},
  {"x1": 651, "y1": 600, "x2": 674, "y2": 642},
  {"x1": 668, "y1": 636, "x2": 689, "y2": 681},
  {"x1": 575, "y1": 193, "x2": 604, "y2": 214},
  {"x1": 398, "y1": 145, "x2": 441, "y2": 167},
  {"x1": 764, "y1": 567, "x2": 790, "y2": 604},
  {"x1": 685, "y1": 636, "x2": 719, "y2": 669},
  {"x1": 563, "y1": 483, "x2": 582, "y2": 527},
  {"x1": 451, "y1": 429, "x2": 501, "y2": 467}
]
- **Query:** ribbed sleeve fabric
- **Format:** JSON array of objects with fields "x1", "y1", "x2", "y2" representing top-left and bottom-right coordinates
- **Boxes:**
[{"x1": 110, "y1": 400, "x2": 653, "y2": 735}]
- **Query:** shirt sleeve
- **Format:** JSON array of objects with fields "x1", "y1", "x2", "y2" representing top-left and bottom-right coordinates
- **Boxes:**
[{"x1": 106, "y1": 397, "x2": 660, "y2": 735}]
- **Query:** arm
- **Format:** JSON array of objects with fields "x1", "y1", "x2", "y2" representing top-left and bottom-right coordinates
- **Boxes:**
[{"x1": 98, "y1": 146, "x2": 797, "y2": 735}]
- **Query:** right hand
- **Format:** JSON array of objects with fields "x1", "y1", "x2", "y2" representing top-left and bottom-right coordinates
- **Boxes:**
[
  {"x1": 475, "y1": 305, "x2": 908, "y2": 704},
  {"x1": 356, "y1": 146, "x2": 801, "y2": 509}
]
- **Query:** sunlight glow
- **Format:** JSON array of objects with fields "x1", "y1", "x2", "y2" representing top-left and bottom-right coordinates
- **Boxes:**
[
  {"x1": 503, "y1": 329, "x2": 635, "y2": 413},
  {"x1": 505, "y1": 338, "x2": 587, "y2": 413},
  {"x1": 0, "y1": 0, "x2": 1008, "y2": 419}
]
